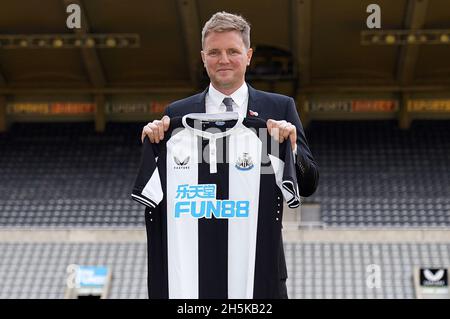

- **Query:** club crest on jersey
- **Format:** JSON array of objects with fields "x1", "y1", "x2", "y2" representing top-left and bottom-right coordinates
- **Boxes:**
[
  {"x1": 235, "y1": 152, "x2": 254, "y2": 171},
  {"x1": 174, "y1": 156, "x2": 190, "y2": 169}
]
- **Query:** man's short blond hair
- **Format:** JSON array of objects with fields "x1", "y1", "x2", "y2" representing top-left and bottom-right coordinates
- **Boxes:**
[{"x1": 201, "y1": 11, "x2": 251, "y2": 49}]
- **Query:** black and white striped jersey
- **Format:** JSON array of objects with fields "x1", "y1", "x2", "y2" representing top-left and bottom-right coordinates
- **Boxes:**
[{"x1": 132, "y1": 112, "x2": 300, "y2": 299}]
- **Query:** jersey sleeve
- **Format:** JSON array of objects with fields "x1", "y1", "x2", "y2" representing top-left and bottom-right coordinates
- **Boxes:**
[
  {"x1": 269, "y1": 139, "x2": 301, "y2": 208},
  {"x1": 131, "y1": 137, "x2": 163, "y2": 209}
]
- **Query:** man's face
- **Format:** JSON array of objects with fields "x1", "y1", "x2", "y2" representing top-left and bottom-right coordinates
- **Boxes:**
[{"x1": 201, "y1": 31, "x2": 253, "y2": 91}]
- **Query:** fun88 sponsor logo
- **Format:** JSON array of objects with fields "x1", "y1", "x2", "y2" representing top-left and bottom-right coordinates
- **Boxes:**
[{"x1": 174, "y1": 184, "x2": 249, "y2": 219}]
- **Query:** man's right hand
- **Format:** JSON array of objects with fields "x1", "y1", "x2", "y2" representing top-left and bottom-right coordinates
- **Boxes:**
[{"x1": 141, "y1": 115, "x2": 171, "y2": 143}]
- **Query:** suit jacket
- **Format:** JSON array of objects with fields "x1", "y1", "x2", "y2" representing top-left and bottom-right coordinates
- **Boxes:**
[{"x1": 164, "y1": 83, "x2": 320, "y2": 280}]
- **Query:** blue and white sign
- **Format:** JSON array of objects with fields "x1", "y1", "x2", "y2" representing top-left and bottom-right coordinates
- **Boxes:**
[
  {"x1": 77, "y1": 266, "x2": 109, "y2": 288},
  {"x1": 66, "y1": 264, "x2": 111, "y2": 298}
]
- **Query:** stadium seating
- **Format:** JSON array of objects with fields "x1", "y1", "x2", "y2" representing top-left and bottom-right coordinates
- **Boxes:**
[
  {"x1": 0, "y1": 123, "x2": 145, "y2": 227},
  {"x1": 0, "y1": 242, "x2": 448, "y2": 299},
  {"x1": 306, "y1": 120, "x2": 450, "y2": 227},
  {"x1": 284, "y1": 242, "x2": 450, "y2": 298},
  {"x1": 1, "y1": 120, "x2": 449, "y2": 227}
]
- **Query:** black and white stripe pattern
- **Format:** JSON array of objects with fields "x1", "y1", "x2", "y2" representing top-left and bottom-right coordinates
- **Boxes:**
[{"x1": 132, "y1": 113, "x2": 300, "y2": 299}]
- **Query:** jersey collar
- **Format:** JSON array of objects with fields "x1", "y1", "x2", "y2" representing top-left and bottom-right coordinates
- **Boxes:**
[{"x1": 181, "y1": 112, "x2": 244, "y2": 140}]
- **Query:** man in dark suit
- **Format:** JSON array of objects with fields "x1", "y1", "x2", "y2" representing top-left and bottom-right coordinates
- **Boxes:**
[{"x1": 141, "y1": 11, "x2": 319, "y2": 298}]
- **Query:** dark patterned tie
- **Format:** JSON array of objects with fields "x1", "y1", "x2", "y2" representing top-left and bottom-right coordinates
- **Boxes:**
[{"x1": 222, "y1": 97, "x2": 234, "y2": 112}]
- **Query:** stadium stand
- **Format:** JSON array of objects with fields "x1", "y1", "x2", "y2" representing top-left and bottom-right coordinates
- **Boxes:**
[
  {"x1": 0, "y1": 242, "x2": 448, "y2": 299},
  {"x1": 1, "y1": 120, "x2": 448, "y2": 228},
  {"x1": 307, "y1": 120, "x2": 450, "y2": 227},
  {"x1": 0, "y1": 123, "x2": 144, "y2": 227}
]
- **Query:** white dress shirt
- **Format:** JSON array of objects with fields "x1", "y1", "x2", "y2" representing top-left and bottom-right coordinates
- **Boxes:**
[
  {"x1": 204, "y1": 82, "x2": 298, "y2": 154},
  {"x1": 205, "y1": 82, "x2": 248, "y2": 118}
]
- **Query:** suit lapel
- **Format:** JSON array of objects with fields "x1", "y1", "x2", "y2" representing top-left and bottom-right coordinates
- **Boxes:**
[{"x1": 196, "y1": 86, "x2": 208, "y2": 113}]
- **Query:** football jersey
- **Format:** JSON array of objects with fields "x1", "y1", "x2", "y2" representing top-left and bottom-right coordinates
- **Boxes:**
[{"x1": 132, "y1": 112, "x2": 300, "y2": 299}]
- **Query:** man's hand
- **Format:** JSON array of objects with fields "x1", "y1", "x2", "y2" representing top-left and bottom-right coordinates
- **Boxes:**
[
  {"x1": 141, "y1": 115, "x2": 170, "y2": 143},
  {"x1": 267, "y1": 119, "x2": 297, "y2": 151}
]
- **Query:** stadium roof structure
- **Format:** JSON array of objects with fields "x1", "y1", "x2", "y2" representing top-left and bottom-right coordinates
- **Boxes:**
[{"x1": 0, "y1": 0, "x2": 449, "y2": 96}]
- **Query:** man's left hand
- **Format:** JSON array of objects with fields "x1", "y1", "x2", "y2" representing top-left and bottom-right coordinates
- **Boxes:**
[{"x1": 267, "y1": 119, "x2": 297, "y2": 151}]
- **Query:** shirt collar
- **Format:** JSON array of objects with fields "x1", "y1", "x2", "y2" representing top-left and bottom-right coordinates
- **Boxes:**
[{"x1": 208, "y1": 82, "x2": 248, "y2": 109}]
